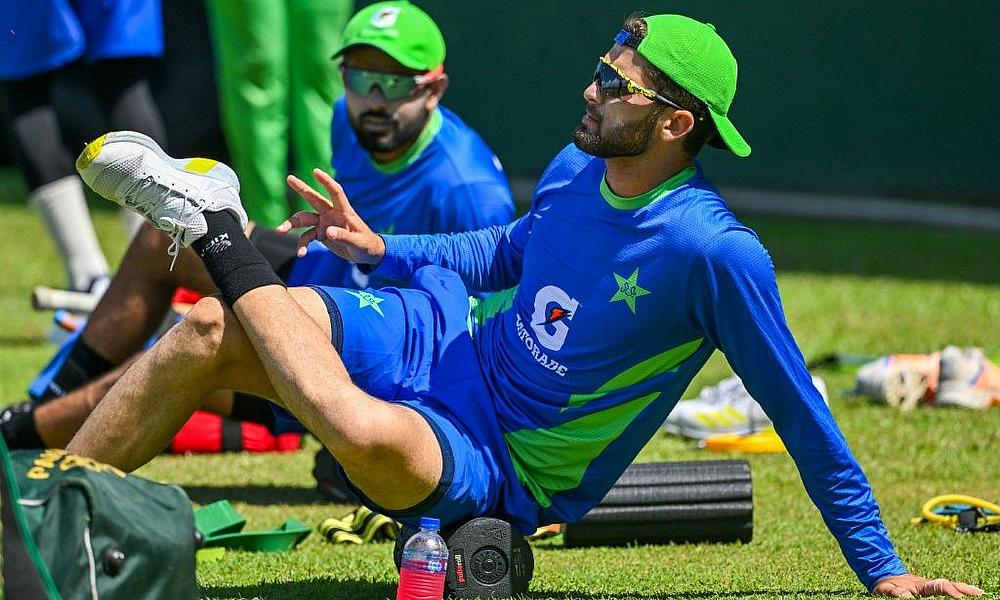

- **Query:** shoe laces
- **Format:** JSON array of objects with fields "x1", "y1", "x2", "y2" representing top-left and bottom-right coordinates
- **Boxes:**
[
  {"x1": 163, "y1": 200, "x2": 209, "y2": 271},
  {"x1": 121, "y1": 175, "x2": 206, "y2": 271}
]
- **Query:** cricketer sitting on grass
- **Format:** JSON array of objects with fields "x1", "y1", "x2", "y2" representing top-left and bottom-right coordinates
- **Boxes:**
[
  {"x1": 66, "y1": 13, "x2": 981, "y2": 598},
  {"x1": 0, "y1": 1, "x2": 513, "y2": 451}
]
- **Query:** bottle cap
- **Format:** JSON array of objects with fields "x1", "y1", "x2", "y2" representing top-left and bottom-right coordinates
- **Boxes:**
[{"x1": 419, "y1": 516, "x2": 440, "y2": 530}]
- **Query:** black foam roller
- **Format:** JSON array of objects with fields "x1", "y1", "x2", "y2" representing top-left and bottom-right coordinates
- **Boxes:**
[
  {"x1": 394, "y1": 517, "x2": 533, "y2": 599},
  {"x1": 563, "y1": 460, "x2": 752, "y2": 547}
]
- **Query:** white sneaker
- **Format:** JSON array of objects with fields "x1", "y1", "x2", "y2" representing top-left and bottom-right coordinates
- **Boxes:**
[
  {"x1": 936, "y1": 346, "x2": 999, "y2": 409},
  {"x1": 75, "y1": 131, "x2": 246, "y2": 267},
  {"x1": 663, "y1": 374, "x2": 829, "y2": 439}
]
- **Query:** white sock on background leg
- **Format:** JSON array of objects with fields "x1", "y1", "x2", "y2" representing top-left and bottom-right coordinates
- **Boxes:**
[{"x1": 29, "y1": 175, "x2": 110, "y2": 290}]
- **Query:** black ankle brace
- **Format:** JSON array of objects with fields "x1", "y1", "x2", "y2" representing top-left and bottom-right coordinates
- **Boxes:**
[{"x1": 191, "y1": 211, "x2": 284, "y2": 306}]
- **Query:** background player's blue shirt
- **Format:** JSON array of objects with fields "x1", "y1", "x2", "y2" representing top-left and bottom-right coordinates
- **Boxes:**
[
  {"x1": 286, "y1": 98, "x2": 514, "y2": 289},
  {"x1": 374, "y1": 144, "x2": 906, "y2": 590}
]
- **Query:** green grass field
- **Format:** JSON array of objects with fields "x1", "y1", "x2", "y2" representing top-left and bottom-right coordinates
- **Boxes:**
[{"x1": 1, "y1": 184, "x2": 998, "y2": 599}]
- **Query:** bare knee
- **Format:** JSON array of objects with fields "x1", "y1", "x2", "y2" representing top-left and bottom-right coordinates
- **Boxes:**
[
  {"x1": 181, "y1": 296, "x2": 273, "y2": 396},
  {"x1": 176, "y1": 296, "x2": 229, "y2": 357},
  {"x1": 329, "y1": 404, "x2": 443, "y2": 510}
]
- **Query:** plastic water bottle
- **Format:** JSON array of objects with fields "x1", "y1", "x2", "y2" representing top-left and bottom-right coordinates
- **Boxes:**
[{"x1": 396, "y1": 516, "x2": 449, "y2": 600}]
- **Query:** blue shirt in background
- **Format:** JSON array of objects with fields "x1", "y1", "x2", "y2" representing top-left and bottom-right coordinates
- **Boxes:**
[{"x1": 287, "y1": 98, "x2": 515, "y2": 289}]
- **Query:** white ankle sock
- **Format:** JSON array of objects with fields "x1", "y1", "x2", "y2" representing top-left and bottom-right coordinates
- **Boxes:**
[{"x1": 29, "y1": 175, "x2": 110, "y2": 290}]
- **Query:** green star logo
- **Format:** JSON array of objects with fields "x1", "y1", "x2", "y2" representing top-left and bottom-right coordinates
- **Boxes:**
[
  {"x1": 379, "y1": 222, "x2": 396, "y2": 235},
  {"x1": 610, "y1": 268, "x2": 651, "y2": 315},
  {"x1": 345, "y1": 290, "x2": 386, "y2": 317}
]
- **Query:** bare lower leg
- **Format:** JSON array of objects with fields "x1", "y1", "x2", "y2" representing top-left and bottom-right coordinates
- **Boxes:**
[
  {"x1": 66, "y1": 297, "x2": 277, "y2": 470},
  {"x1": 35, "y1": 360, "x2": 132, "y2": 448},
  {"x1": 34, "y1": 357, "x2": 234, "y2": 449},
  {"x1": 80, "y1": 222, "x2": 217, "y2": 362}
]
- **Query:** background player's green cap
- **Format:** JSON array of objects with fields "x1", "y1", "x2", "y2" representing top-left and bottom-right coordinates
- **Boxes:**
[
  {"x1": 332, "y1": 1, "x2": 446, "y2": 72},
  {"x1": 626, "y1": 14, "x2": 750, "y2": 157}
]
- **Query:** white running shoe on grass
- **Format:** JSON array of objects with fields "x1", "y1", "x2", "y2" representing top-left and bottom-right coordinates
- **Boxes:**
[
  {"x1": 75, "y1": 131, "x2": 246, "y2": 267},
  {"x1": 663, "y1": 374, "x2": 829, "y2": 440},
  {"x1": 935, "y1": 346, "x2": 1000, "y2": 409}
]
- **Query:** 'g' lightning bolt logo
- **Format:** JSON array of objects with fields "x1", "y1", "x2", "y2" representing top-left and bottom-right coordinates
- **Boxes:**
[{"x1": 540, "y1": 306, "x2": 573, "y2": 325}]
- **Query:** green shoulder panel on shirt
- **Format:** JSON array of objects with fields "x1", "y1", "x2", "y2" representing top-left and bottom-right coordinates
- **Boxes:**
[
  {"x1": 505, "y1": 391, "x2": 661, "y2": 508},
  {"x1": 600, "y1": 164, "x2": 696, "y2": 210},
  {"x1": 562, "y1": 337, "x2": 703, "y2": 411}
]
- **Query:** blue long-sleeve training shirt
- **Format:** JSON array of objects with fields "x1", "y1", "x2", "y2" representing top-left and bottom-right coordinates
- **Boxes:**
[
  {"x1": 286, "y1": 99, "x2": 514, "y2": 290},
  {"x1": 374, "y1": 144, "x2": 906, "y2": 590}
]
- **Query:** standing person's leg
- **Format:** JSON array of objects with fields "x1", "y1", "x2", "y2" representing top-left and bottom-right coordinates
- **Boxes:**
[
  {"x1": 287, "y1": 0, "x2": 350, "y2": 211},
  {"x1": 205, "y1": 0, "x2": 290, "y2": 227},
  {"x1": 87, "y1": 57, "x2": 169, "y2": 238},
  {"x1": 1, "y1": 73, "x2": 110, "y2": 292},
  {"x1": 72, "y1": 0, "x2": 167, "y2": 237}
]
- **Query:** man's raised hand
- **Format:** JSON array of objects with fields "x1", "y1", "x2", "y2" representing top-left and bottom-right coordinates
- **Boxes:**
[{"x1": 279, "y1": 169, "x2": 386, "y2": 265}]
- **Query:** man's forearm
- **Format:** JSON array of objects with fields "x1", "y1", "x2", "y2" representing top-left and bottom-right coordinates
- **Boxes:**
[{"x1": 375, "y1": 220, "x2": 525, "y2": 291}]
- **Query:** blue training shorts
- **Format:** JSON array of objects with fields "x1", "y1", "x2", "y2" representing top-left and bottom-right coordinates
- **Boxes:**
[
  {"x1": 304, "y1": 266, "x2": 537, "y2": 532},
  {"x1": 0, "y1": 0, "x2": 164, "y2": 80}
]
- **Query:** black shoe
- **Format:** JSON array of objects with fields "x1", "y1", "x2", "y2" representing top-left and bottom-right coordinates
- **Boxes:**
[
  {"x1": 0, "y1": 400, "x2": 44, "y2": 449},
  {"x1": 312, "y1": 448, "x2": 359, "y2": 504}
]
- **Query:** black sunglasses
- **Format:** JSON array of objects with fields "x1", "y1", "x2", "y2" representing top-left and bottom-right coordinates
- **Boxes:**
[{"x1": 593, "y1": 57, "x2": 687, "y2": 112}]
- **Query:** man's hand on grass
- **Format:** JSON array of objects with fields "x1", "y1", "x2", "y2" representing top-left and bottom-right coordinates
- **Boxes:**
[
  {"x1": 874, "y1": 574, "x2": 983, "y2": 598},
  {"x1": 280, "y1": 168, "x2": 386, "y2": 265}
]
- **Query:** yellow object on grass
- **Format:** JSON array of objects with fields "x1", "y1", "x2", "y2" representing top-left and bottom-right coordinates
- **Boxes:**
[
  {"x1": 702, "y1": 428, "x2": 786, "y2": 454},
  {"x1": 909, "y1": 494, "x2": 1000, "y2": 529}
]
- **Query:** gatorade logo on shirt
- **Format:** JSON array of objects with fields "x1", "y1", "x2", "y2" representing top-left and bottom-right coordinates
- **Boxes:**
[
  {"x1": 511, "y1": 285, "x2": 577, "y2": 377},
  {"x1": 530, "y1": 285, "x2": 578, "y2": 351}
]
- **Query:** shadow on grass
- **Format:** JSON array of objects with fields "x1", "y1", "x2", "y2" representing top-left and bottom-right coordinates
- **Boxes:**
[
  {"x1": 184, "y1": 484, "x2": 328, "y2": 506},
  {"x1": 0, "y1": 335, "x2": 44, "y2": 348},
  {"x1": 201, "y1": 578, "x2": 393, "y2": 600},
  {"x1": 202, "y1": 581, "x2": 856, "y2": 600},
  {"x1": 527, "y1": 591, "x2": 854, "y2": 599}
]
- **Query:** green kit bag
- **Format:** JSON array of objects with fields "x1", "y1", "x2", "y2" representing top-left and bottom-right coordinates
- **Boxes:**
[{"x1": 1, "y1": 440, "x2": 199, "y2": 599}]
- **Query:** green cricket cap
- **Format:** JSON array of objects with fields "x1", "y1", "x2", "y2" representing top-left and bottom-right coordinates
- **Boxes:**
[
  {"x1": 332, "y1": 1, "x2": 445, "y2": 72},
  {"x1": 629, "y1": 14, "x2": 750, "y2": 157}
]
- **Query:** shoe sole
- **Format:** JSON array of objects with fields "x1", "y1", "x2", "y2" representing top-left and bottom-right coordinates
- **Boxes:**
[{"x1": 77, "y1": 131, "x2": 240, "y2": 197}]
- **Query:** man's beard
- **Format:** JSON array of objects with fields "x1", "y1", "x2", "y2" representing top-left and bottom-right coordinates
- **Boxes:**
[
  {"x1": 351, "y1": 110, "x2": 425, "y2": 154},
  {"x1": 573, "y1": 106, "x2": 664, "y2": 158}
]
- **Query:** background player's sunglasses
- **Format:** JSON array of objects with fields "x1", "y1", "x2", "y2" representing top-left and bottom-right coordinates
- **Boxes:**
[
  {"x1": 340, "y1": 65, "x2": 443, "y2": 102},
  {"x1": 593, "y1": 56, "x2": 686, "y2": 111}
]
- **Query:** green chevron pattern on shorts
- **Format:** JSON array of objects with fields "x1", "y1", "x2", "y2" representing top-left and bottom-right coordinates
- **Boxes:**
[
  {"x1": 505, "y1": 391, "x2": 661, "y2": 508},
  {"x1": 561, "y1": 337, "x2": 703, "y2": 412}
]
